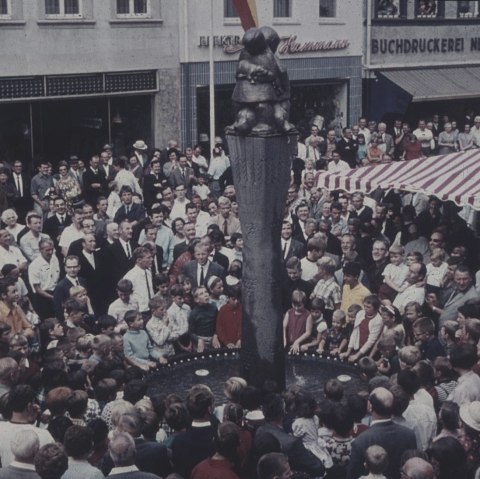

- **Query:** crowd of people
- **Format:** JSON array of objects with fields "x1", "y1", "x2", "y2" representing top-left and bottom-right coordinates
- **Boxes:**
[{"x1": 0, "y1": 112, "x2": 478, "y2": 479}]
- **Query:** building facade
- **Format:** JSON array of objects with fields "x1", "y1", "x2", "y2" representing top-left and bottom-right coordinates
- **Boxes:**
[
  {"x1": 0, "y1": 0, "x2": 181, "y2": 167},
  {"x1": 179, "y1": 0, "x2": 364, "y2": 147},
  {"x1": 365, "y1": 0, "x2": 480, "y2": 124}
]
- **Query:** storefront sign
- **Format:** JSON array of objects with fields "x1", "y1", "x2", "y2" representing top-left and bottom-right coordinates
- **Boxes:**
[
  {"x1": 198, "y1": 34, "x2": 350, "y2": 55},
  {"x1": 371, "y1": 37, "x2": 480, "y2": 55}
]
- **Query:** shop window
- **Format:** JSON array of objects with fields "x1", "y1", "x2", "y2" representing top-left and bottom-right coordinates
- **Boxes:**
[
  {"x1": 319, "y1": 0, "x2": 335, "y2": 17},
  {"x1": 0, "y1": 0, "x2": 10, "y2": 18},
  {"x1": 375, "y1": 0, "x2": 402, "y2": 18},
  {"x1": 415, "y1": 0, "x2": 444, "y2": 18},
  {"x1": 45, "y1": 0, "x2": 82, "y2": 17},
  {"x1": 224, "y1": 0, "x2": 238, "y2": 17},
  {"x1": 273, "y1": 0, "x2": 291, "y2": 17},
  {"x1": 116, "y1": 0, "x2": 150, "y2": 17},
  {"x1": 458, "y1": 1, "x2": 480, "y2": 18}
]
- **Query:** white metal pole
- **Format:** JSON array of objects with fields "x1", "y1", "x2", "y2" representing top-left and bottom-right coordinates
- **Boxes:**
[{"x1": 209, "y1": 0, "x2": 216, "y2": 156}]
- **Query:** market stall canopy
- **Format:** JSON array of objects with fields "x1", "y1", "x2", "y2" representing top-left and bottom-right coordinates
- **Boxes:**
[
  {"x1": 378, "y1": 66, "x2": 480, "y2": 102},
  {"x1": 315, "y1": 150, "x2": 480, "y2": 210}
]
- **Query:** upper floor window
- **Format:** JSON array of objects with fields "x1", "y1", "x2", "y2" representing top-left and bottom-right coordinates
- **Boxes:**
[
  {"x1": 224, "y1": 0, "x2": 238, "y2": 17},
  {"x1": 319, "y1": 0, "x2": 335, "y2": 17},
  {"x1": 376, "y1": 0, "x2": 400, "y2": 18},
  {"x1": 273, "y1": 0, "x2": 291, "y2": 17},
  {"x1": 0, "y1": 0, "x2": 10, "y2": 17},
  {"x1": 116, "y1": 0, "x2": 150, "y2": 17},
  {"x1": 415, "y1": 0, "x2": 439, "y2": 18},
  {"x1": 458, "y1": 0, "x2": 480, "y2": 18},
  {"x1": 45, "y1": 0, "x2": 82, "y2": 17}
]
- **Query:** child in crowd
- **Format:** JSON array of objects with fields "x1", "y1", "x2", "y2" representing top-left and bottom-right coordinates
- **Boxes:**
[
  {"x1": 398, "y1": 345, "x2": 421, "y2": 370},
  {"x1": 291, "y1": 389, "x2": 333, "y2": 469},
  {"x1": 188, "y1": 286, "x2": 219, "y2": 352},
  {"x1": 176, "y1": 274, "x2": 194, "y2": 307},
  {"x1": 439, "y1": 320, "x2": 459, "y2": 353},
  {"x1": 283, "y1": 290, "x2": 313, "y2": 354},
  {"x1": 311, "y1": 256, "x2": 341, "y2": 326},
  {"x1": 214, "y1": 376, "x2": 247, "y2": 422},
  {"x1": 108, "y1": 279, "x2": 139, "y2": 333},
  {"x1": 123, "y1": 310, "x2": 160, "y2": 372},
  {"x1": 347, "y1": 394, "x2": 369, "y2": 437},
  {"x1": 167, "y1": 284, "x2": 191, "y2": 353},
  {"x1": 64, "y1": 298, "x2": 91, "y2": 332},
  {"x1": 345, "y1": 304, "x2": 362, "y2": 338},
  {"x1": 426, "y1": 248, "x2": 448, "y2": 291},
  {"x1": 375, "y1": 332, "x2": 400, "y2": 376},
  {"x1": 379, "y1": 245, "x2": 408, "y2": 301},
  {"x1": 146, "y1": 296, "x2": 174, "y2": 363},
  {"x1": 69, "y1": 285, "x2": 95, "y2": 314},
  {"x1": 359, "y1": 445, "x2": 389, "y2": 479},
  {"x1": 154, "y1": 272, "x2": 172, "y2": 308},
  {"x1": 226, "y1": 259, "x2": 242, "y2": 286},
  {"x1": 433, "y1": 357, "x2": 458, "y2": 404},
  {"x1": 324, "y1": 379, "x2": 344, "y2": 402},
  {"x1": 97, "y1": 315, "x2": 116, "y2": 335},
  {"x1": 216, "y1": 286, "x2": 242, "y2": 349},
  {"x1": 402, "y1": 301, "x2": 422, "y2": 346},
  {"x1": 324, "y1": 402, "x2": 354, "y2": 469},
  {"x1": 192, "y1": 173, "x2": 211, "y2": 201},
  {"x1": 75, "y1": 334, "x2": 93, "y2": 362},
  {"x1": 406, "y1": 251, "x2": 423, "y2": 266},
  {"x1": 39, "y1": 317, "x2": 64, "y2": 352},
  {"x1": 317, "y1": 309, "x2": 348, "y2": 356},
  {"x1": 206, "y1": 275, "x2": 227, "y2": 309},
  {"x1": 300, "y1": 298, "x2": 327, "y2": 352}
]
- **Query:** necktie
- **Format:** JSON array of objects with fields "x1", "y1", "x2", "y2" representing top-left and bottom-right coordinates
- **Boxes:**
[
  {"x1": 16, "y1": 175, "x2": 22, "y2": 197},
  {"x1": 223, "y1": 220, "x2": 228, "y2": 236},
  {"x1": 181, "y1": 168, "x2": 185, "y2": 179},
  {"x1": 59, "y1": 216, "x2": 64, "y2": 225},
  {"x1": 282, "y1": 241, "x2": 288, "y2": 259},
  {"x1": 145, "y1": 270, "x2": 152, "y2": 299},
  {"x1": 75, "y1": 279, "x2": 79, "y2": 286},
  {"x1": 126, "y1": 205, "x2": 130, "y2": 215},
  {"x1": 199, "y1": 266, "x2": 205, "y2": 286},
  {"x1": 126, "y1": 242, "x2": 131, "y2": 259}
]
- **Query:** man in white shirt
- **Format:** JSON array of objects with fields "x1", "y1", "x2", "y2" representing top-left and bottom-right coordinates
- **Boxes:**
[
  {"x1": 59, "y1": 209, "x2": 84, "y2": 257},
  {"x1": 19, "y1": 214, "x2": 50, "y2": 262},
  {"x1": 170, "y1": 185, "x2": 189, "y2": 221},
  {"x1": 327, "y1": 150, "x2": 350, "y2": 173},
  {"x1": 0, "y1": 229, "x2": 28, "y2": 272},
  {"x1": 123, "y1": 246, "x2": 154, "y2": 314},
  {"x1": 393, "y1": 262, "x2": 426, "y2": 314},
  {"x1": 358, "y1": 117, "x2": 371, "y2": 143},
  {"x1": 28, "y1": 238, "x2": 60, "y2": 319},
  {"x1": 113, "y1": 157, "x2": 142, "y2": 195},
  {"x1": 413, "y1": 119, "x2": 434, "y2": 156},
  {"x1": 448, "y1": 343, "x2": 480, "y2": 406},
  {"x1": 186, "y1": 203, "x2": 211, "y2": 238}
]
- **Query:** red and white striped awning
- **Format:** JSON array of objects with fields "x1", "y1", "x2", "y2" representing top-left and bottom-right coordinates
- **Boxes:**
[{"x1": 316, "y1": 150, "x2": 480, "y2": 210}]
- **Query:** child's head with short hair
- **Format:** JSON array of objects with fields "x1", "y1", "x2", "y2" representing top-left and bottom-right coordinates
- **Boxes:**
[
  {"x1": 97, "y1": 315, "x2": 116, "y2": 335},
  {"x1": 404, "y1": 301, "x2": 422, "y2": 324},
  {"x1": 324, "y1": 378, "x2": 344, "y2": 402},
  {"x1": 69, "y1": 285, "x2": 89, "y2": 303},
  {"x1": 389, "y1": 244, "x2": 404, "y2": 266},
  {"x1": 331, "y1": 309, "x2": 346, "y2": 330},
  {"x1": 124, "y1": 310, "x2": 143, "y2": 330},
  {"x1": 76, "y1": 335, "x2": 93, "y2": 358},
  {"x1": 92, "y1": 334, "x2": 112, "y2": 358},
  {"x1": 154, "y1": 273, "x2": 170, "y2": 297},
  {"x1": 364, "y1": 445, "x2": 388, "y2": 475},
  {"x1": 310, "y1": 297, "x2": 325, "y2": 323},
  {"x1": 291, "y1": 289, "x2": 307, "y2": 310},
  {"x1": 170, "y1": 284, "x2": 185, "y2": 307},
  {"x1": 226, "y1": 285, "x2": 241, "y2": 306},
  {"x1": 149, "y1": 296, "x2": 167, "y2": 318},
  {"x1": 465, "y1": 317, "x2": 480, "y2": 343},
  {"x1": 430, "y1": 248, "x2": 446, "y2": 267},
  {"x1": 377, "y1": 331, "x2": 397, "y2": 358},
  {"x1": 224, "y1": 376, "x2": 247, "y2": 402},
  {"x1": 64, "y1": 298, "x2": 87, "y2": 326},
  {"x1": 358, "y1": 357, "x2": 378, "y2": 380},
  {"x1": 347, "y1": 304, "x2": 362, "y2": 324},
  {"x1": 177, "y1": 274, "x2": 192, "y2": 294},
  {"x1": 398, "y1": 345, "x2": 421, "y2": 369},
  {"x1": 406, "y1": 251, "x2": 423, "y2": 266},
  {"x1": 193, "y1": 286, "x2": 210, "y2": 305},
  {"x1": 413, "y1": 317, "x2": 435, "y2": 342},
  {"x1": 116, "y1": 279, "x2": 133, "y2": 303},
  {"x1": 292, "y1": 389, "x2": 317, "y2": 419}
]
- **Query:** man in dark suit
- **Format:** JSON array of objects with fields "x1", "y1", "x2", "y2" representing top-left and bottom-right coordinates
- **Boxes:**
[
  {"x1": 169, "y1": 153, "x2": 195, "y2": 191},
  {"x1": 347, "y1": 387, "x2": 417, "y2": 479},
  {"x1": 181, "y1": 243, "x2": 225, "y2": 288},
  {"x1": 291, "y1": 202, "x2": 310, "y2": 246},
  {"x1": 106, "y1": 431, "x2": 166, "y2": 479},
  {"x1": 9, "y1": 160, "x2": 32, "y2": 222},
  {"x1": 67, "y1": 217, "x2": 96, "y2": 257},
  {"x1": 82, "y1": 155, "x2": 108, "y2": 205},
  {"x1": 336, "y1": 127, "x2": 359, "y2": 168},
  {"x1": 173, "y1": 222, "x2": 197, "y2": 261},
  {"x1": 104, "y1": 220, "x2": 137, "y2": 299},
  {"x1": 255, "y1": 394, "x2": 325, "y2": 478},
  {"x1": 349, "y1": 192, "x2": 373, "y2": 225},
  {"x1": 281, "y1": 221, "x2": 305, "y2": 263},
  {"x1": 53, "y1": 255, "x2": 87, "y2": 321},
  {"x1": 78, "y1": 233, "x2": 106, "y2": 314},
  {"x1": 99, "y1": 149, "x2": 115, "y2": 182},
  {"x1": 113, "y1": 186, "x2": 146, "y2": 227},
  {"x1": 143, "y1": 158, "x2": 165, "y2": 209},
  {"x1": 43, "y1": 197, "x2": 72, "y2": 245}
]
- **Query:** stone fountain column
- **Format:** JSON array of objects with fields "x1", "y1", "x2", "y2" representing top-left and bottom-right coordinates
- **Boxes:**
[{"x1": 226, "y1": 133, "x2": 297, "y2": 390}]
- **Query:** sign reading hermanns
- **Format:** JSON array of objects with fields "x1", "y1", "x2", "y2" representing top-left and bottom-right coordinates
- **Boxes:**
[{"x1": 198, "y1": 34, "x2": 350, "y2": 54}]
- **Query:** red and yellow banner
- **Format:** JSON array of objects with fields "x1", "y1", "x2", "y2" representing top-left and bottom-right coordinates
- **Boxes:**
[{"x1": 233, "y1": 0, "x2": 258, "y2": 30}]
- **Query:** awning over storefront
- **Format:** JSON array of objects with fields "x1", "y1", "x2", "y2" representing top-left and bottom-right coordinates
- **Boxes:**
[
  {"x1": 379, "y1": 66, "x2": 480, "y2": 102},
  {"x1": 316, "y1": 150, "x2": 480, "y2": 209}
]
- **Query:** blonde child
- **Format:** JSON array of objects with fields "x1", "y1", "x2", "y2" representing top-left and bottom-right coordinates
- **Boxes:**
[
  {"x1": 317, "y1": 309, "x2": 348, "y2": 356},
  {"x1": 283, "y1": 290, "x2": 313, "y2": 354},
  {"x1": 69, "y1": 285, "x2": 94, "y2": 314},
  {"x1": 345, "y1": 303, "x2": 362, "y2": 339},
  {"x1": 146, "y1": 296, "x2": 173, "y2": 364},
  {"x1": 359, "y1": 445, "x2": 388, "y2": 479},
  {"x1": 426, "y1": 248, "x2": 448, "y2": 289},
  {"x1": 398, "y1": 345, "x2": 421, "y2": 370},
  {"x1": 379, "y1": 245, "x2": 408, "y2": 301}
]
